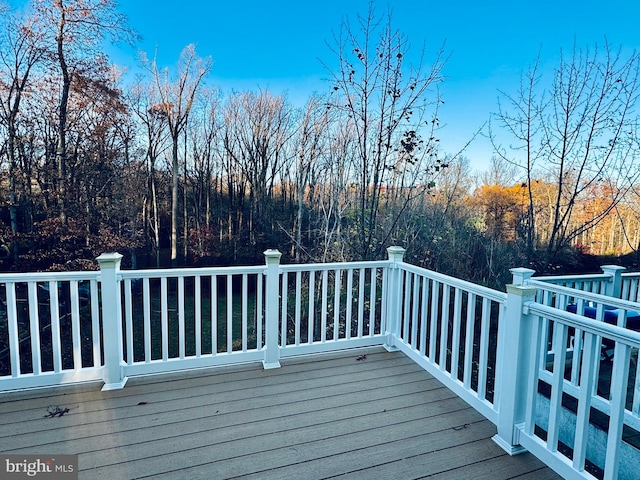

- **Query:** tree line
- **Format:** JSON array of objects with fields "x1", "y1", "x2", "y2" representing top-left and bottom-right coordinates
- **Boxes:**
[{"x1": 1, "y1": 0, "x2": 640, "y2": 289}]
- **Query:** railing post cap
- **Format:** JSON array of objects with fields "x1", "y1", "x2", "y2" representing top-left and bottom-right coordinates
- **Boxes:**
[
  {"x1": 96, "y1": 252, "x2": 123, "y2": 266},
  {"x1": 509, "y1": 267, "x2": 536, "y2": 286},
  {"x1": 387, "y1": 246, "x2": 406, "y2": 259},
  {"x1": 264, "y1": 249, "x2": 282, "y2": 262},
  {"x1": 601, "y1": 265, "x2": 626, "y2": 273},
  {"x1": 509, "y1": 267, "x2": 536, "y2": 275}
]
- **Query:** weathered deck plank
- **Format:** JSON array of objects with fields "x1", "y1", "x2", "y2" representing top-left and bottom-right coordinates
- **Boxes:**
[{"x1": 0, "y1": 348, "x2": 560, "y2": 479}]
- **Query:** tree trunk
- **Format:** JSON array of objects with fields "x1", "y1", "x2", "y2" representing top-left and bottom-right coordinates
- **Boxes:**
[
  {"x1": 171, "y1": 137, "x2": 179, "y2": 266},
  {"x1": 56, "y1": 11, "x2": 70, "y2": 224}
]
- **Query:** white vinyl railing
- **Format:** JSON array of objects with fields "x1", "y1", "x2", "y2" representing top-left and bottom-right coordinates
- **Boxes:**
[
  {"x1": 513, "y1": 267, "x2": 640, "y2": 479},
  {"x1": 0, "y1": 270, "x2": 103, "y2": 390},
  {"x1": 117, "y1": 256, "x2": 391, "y2": 377},
  {"x1": 0, "y1": 250, "x2": 395, "y2": 391},
  {"x1": 621, "y1": 273, "x2": 640, "y2": 303},
  {"x1": 533, "y1": 265, "x2": 640, "y2": 305},
  {"x1": 278, "y1": 259, "x2": 389, "y2": 357},
  {"x1": 531, "y1": 272, "x2": 613, "y2": 295},
  {"x1": 387, "y1": 260, "x2": 507, "y2": 424},
  {"x1": 118, "y1": 264, "x2": 267, "y2": 378},
  {"x1": 2, "y1": 249, "x2": 639, "y2": 479},
  {"x1": 517, "y1": 302, "x2": 640, "y2": 480}
]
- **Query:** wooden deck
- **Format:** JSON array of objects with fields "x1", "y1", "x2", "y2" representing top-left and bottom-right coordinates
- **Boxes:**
[{"x1": 0, "y1": 348, "x2": 561, "y2": 479}]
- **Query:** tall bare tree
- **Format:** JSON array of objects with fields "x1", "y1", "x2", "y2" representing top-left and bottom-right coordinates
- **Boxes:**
[
  {"x1": 0, "y1": 7, "x2": 46, "y2": 258},
  {"x1": 289, "y1": 94, "x2": 331, "y2": 261},
  {"x1": 143, "y1": 44, "x2": 212, "y2": 265},
  {"x1": 128, "y1": 79, "x2": 170, "y2": 266},
  {"x1": 324, "y1": 3, "x2": 446, "y2": 259},
  {"x1": 188, "y1": 87, "x2": 221, "y2": 258},
  {"x1": 223, "y1": 90, "x2": 293, "y2": 249},
  {"x1": 494, "y1": 43, "x2": 640, "y2": 263}
]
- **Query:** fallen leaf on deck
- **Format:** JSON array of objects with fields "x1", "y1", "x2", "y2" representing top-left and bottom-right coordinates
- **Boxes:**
[{"x1": 45, "y1": 406, "x2": 70, "y2": 418}]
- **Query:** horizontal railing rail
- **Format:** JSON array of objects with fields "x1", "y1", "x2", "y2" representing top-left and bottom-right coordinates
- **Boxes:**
[{"x1": 531, "y1": 273, "x2": 613, "y2": 295}]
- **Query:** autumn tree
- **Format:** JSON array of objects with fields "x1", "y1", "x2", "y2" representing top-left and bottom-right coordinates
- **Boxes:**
[
  {"x1": 472, "y1": 184, "x2": 522, "y2": 242},
  {"x1": 31, "y1": 0, "x2": 136, "y2": 224}
]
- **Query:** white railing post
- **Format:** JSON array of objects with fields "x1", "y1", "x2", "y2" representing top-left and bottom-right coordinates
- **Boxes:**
[
  {"x1": 492, "y1": 267, "x2": 538, "y2": 455},
  {"x1": 263, "y1": 249, "x2": 282, "y2": 369},
  {"x1": 96, "y1": 252, "x2": 127, "y2": 391},
  {"x1": 384, "y1": 246, "x2": 406, "y2": 351},
  {"x1": 601, "y1": 265, "x2": 626, "y2": 298}
]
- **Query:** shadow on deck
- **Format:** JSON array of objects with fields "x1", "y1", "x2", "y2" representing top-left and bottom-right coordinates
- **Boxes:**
[{"x1": 0, "y1": 348, "x2": 560, "y2": 479}]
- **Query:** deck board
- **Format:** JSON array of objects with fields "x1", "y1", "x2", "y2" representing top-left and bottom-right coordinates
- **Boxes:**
[{"x1": 0, "y1": 348, "x2": 561, "y2": 479}]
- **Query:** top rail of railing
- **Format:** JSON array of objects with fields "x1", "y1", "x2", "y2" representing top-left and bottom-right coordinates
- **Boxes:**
[
  {"x1": 119, "y1": 264, "x2": 267, "y2": 279},
  {"x1": 0, "y1": 270, "x2": 101, "y2": 283},
  {"x1": 399, "y1": 262, "x2": 508, "y2": 304},
  {"x1": 116, "y1": 260, "x2": 391, "y2": 279},
  {"x1": 527, "y1": 278, "x2": 640, "y2": 311},
  {"x1": 280, "y1": 260, "x2": 390, "y2": 273},
  {"x1": 529, "y1": 272, "x2": 611, "y2": 284}
]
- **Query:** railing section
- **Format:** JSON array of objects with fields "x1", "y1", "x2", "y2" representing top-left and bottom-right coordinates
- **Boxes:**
[
  {"x1": 621, "y1": 273, "x2": 640, "y2": 303},
  {"x1": 517, "y1": 275, "x2": 640, "y2": 479},
  {"x1": 0, "y1": 251, "x2": 399, "y2": 391},
  {"x1": 388, "y1": 259, "x2": 507, "y2": 425},
  {"x1": 3, "y1": 250, "x2": 640, "y2": 478},
  {"x1": 0, "y1": 271, "x2": 103, "y2": 391},
  {"x1": 532, "y1": 273, "x2": 613, "y2": 295},
  {"x1": 533, "y1": 265, "x2": 640, "y2": 304},
  {"x1": 278, "y1": 260, "x2": 389, "y2": 358},
  {"x1": 119, "y1": 264, "x2": 267, "y2": 377}
]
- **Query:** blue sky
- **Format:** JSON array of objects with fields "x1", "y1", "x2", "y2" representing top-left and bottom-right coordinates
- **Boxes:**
[{"x1": 7, "y1": 0, "x2": 640, "y2": 171}]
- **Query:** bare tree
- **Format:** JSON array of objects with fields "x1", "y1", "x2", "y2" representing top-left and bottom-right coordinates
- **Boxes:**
[
  {"x1": 324, "y1": 3, "x2": 446, "y2": 259},
  {"x1": 493, "y1": 43, "x2": 640, "y2": 263},
  {"x1": 290, "y1": 94, "x2": 331, "y2": 261},
  {"x1": 490, "y1": 56, "x2": 544, "y2": 259},
  {"x1": 313, "y1": 120, "x2": 356, "y2": 262},
  {"x1": 128, "y1": 78, "x2": 170, "y2": 266},
  {"x1": 142, "y1": 44, "x2": 212, "y2": 265},
  {"x1": 223, "y1": 90, "x2": 294, "y2": 249},
  {"x1": 480, "y1": 155, "x2": 520, "y2": 187},
  {"x1": 188, "y1": 87, "x2": 222, "y2": 259},
  {"x1": 0, "y1": 7, "x2": 46, "y2": 258}
]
